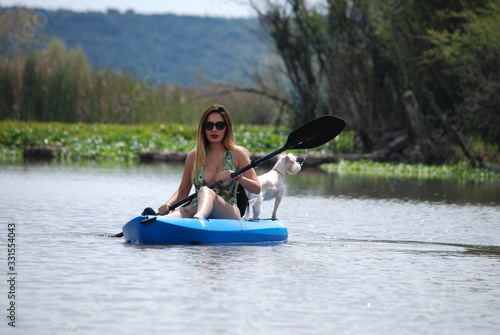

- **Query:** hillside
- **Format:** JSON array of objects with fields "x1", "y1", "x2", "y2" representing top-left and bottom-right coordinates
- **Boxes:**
[{"x1": 5, "y1": 7, "x2": 272, "y2": 86}]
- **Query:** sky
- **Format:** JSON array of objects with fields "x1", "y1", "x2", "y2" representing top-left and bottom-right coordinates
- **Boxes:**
[
  {"x1": 2, "y1": 0, "x2": 324, "y2": 18},
  {"x1": 1, "y1": 0, "x2": 261, "y2": 18}
]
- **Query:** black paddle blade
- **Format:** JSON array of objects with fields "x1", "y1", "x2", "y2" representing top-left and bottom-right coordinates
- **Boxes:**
[{"x1": 285, "y1": 115, "x2": 346, "y2": 150}]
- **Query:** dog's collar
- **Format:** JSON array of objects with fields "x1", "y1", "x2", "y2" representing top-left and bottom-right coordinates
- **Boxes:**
[{"x1": 272, "y1": 168, "x2": 284, "y2": 178}]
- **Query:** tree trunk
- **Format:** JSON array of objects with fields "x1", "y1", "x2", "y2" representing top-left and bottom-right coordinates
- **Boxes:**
[
  {"x1": 402, "y1": 90, "x2": 427, "y2": 140},
  {"x1": 426, "y1": 91, "x2": 485, "y2": 168}
]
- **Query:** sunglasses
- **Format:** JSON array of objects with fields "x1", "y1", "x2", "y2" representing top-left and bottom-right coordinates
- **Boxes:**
[{"x1": 203, "y1": 121, "x2": 227, "y2": 131}]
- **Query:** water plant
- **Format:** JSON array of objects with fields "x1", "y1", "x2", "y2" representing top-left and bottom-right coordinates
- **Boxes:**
[
  {"x1": 0, "y1": 121, "x2": 355, "y2": 161},
  {"x1": 321, "y1": 160, "x2": 500, "y2": 183}
]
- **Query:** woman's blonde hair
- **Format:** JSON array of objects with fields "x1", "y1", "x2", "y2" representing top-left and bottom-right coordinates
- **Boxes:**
[{"x1": 192, "y1": 105, "x2": 237, "y2": 182}]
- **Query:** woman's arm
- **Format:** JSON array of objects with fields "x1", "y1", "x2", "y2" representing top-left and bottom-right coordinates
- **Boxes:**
[
  {"x1": 231, "y1": 146, "x2": 261, "y2": 195},
  {"x1": 158, "y1": 150, "x2": 196, "y2": 214}
]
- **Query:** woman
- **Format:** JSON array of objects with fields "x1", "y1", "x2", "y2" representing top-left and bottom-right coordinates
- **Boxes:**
[{"x1": 158, "y1": 105, "x2": 261, "y2": 219}]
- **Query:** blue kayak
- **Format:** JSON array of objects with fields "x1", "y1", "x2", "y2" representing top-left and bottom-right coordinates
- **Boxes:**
[{"x1": 122, "y1": 215, "x2": 288, "y2": 245}]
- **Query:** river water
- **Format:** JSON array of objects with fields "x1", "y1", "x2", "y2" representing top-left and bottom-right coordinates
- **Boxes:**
[{"x1": 0, "y1": 161, "x2": 499, "y2": 335}]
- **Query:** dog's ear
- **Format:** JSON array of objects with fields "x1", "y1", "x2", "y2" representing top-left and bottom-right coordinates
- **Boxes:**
[{"x1": 285, "y1": 155, "x2": 291, "y2": 162}]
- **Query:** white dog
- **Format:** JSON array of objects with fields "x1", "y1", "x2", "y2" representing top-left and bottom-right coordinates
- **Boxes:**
[{"x1": 245, "y1": 153, "x2": 302, "y2": 220}]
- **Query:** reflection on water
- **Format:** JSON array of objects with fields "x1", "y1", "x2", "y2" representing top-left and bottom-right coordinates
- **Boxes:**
[
  {"x1": 284, "y1": 167, "x2": 499, "y2": 205},
  {"x1": 0, "y1": 161, "x2": 499, "y2": 335}
]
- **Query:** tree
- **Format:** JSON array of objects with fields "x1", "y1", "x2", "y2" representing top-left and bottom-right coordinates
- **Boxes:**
[
  {"x1": 424, "y1": 1, "x2": 500, "y2": 145},
  {"x1": 253, "y1": 0, "x2": 499, "y2": 165},
  {"x1": 256, "y1": 0, "x2": 329, "y2": 126}
]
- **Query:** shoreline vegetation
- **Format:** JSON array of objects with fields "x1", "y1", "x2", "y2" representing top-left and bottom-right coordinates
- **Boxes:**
[
  {"x1": 0, "y1": 120, "x2": 354, "y2": 160},
  {"x1": 1, "y1": 4, "x2": 499, "y2": 180},
  {"x1": 1, "y1": 120, "x2": 498, "y2": 183}
]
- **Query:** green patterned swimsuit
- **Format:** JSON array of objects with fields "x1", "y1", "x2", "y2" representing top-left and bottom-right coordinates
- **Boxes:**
[{"x1": 191, "y1": 149, "x2": 239, "y2": 207}]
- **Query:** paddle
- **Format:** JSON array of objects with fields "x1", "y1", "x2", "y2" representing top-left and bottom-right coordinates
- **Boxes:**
[{"x1": 113, "y1": 115, "x2": 345, "y2": 237}]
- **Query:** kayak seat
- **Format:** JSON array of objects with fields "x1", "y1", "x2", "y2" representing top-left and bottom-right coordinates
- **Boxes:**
[{"x1": 236, "y1": 184, "x2": 248, "y2": 217}]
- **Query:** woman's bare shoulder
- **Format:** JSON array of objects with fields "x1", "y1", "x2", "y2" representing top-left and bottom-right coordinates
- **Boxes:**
[
  {"x1": 185, "y1": 149, "x2": 196, "y2": 163},
  {"x1": 230, "y1": 146, "x2": 251, "y2": 166},
  {"x1": 231, "y1": 145, "x2": 250, "y2": 157}
]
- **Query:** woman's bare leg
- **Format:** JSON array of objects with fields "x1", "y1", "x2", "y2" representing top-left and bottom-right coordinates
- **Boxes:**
[
  {"x1": 194, "y1": 186, "x2": 240, "y2": 220},
  {"x1": 166, "y1": 205, "x2": 197, "y2": 218}
]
